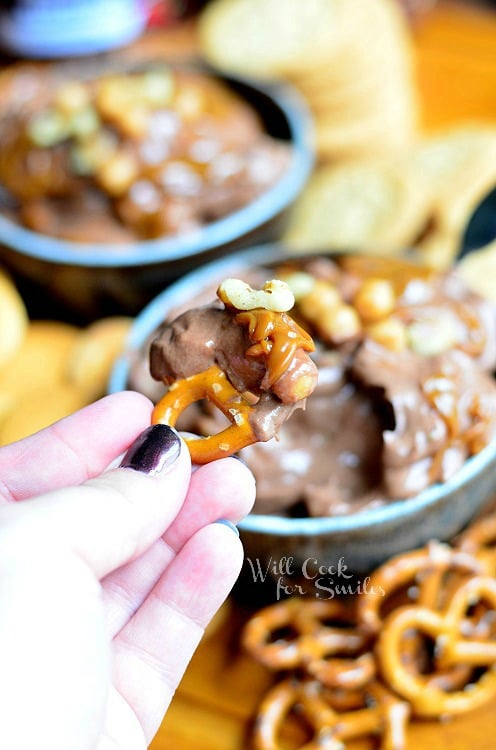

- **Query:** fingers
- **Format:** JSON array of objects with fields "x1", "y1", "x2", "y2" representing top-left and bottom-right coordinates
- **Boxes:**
[
  {"x1": 0, "y1": 392, "x2": 153, "y2": 503},
  {"x1": 164, "y1": 456, "x2": 255, "y2": 548},
  {"x1": 102, "y1": 538, "x2": 172, "y2": 637},
  {"x1": 0, "y1": 541, "x2": 108, "y2": 750},
  {"x1": 0, "y1": 425, "x2": 191, "y2": 580},
  {"x1": 101, "y1": 456, "x2": 255, "y2": 636},
  {"x1": 111, "y1": 522, "x2": 243, "y2": 742}
]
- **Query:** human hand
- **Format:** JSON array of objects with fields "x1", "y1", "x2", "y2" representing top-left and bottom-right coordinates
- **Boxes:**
[{"x1": 0, "y1": 391, "x2": 256, "y2": 750}]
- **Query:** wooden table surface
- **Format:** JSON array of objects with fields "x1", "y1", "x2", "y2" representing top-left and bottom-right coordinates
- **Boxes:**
[{"x1": 149, "y1": 2, "x2": 496, "y2": 748}]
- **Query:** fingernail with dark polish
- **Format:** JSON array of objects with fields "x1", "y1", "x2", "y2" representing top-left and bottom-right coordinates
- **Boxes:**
[
  {"x1": 215, "y1": 519, "x2": 239, "y2": 537},
  {"x1": 120, "y1": 424, "x2": 181, "y2": 476}
]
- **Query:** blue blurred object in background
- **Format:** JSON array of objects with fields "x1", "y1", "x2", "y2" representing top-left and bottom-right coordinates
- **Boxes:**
[{"x1": 0, "y1": 0, "x2": 149, "y2": 58}]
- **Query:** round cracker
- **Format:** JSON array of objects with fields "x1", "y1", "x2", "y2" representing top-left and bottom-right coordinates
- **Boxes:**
[
  {"x1": 291, "y1": 0, "x2": 413, "y2": 94},
  {"x1": 199, "y1": 0, "x2": 347, "y2": 79},
  {"x1": 300, "y1": 68, "x2": 388, "y2": 117},
  {"x1": 305, "y1": 90, "x2": 417, "y2": 160},
  {"x1": 0, "y1": 270, "x2": 28, "y2": 372},
  {"x1": 415, "y1": 231, "x2": 459, "y2": 271},
  {"x1": 67, "y1": 316, "x2": 132, "y2": 398},
  {"x1": 315, "y1": 94, "x2": 418, "y2": 160},
  {"x1": 0, "y1": 320, "x2": 80, "y2": 423},
  {"x1": 291, "y1": 0, "x2": 416, "y2": 160},
  {"x1": 412, "y1": 126, "x2": 496, "y2": 227},
  {"x1": 412, "y1": 126, "x2": 496, "y2": 267},
  {"x1": 306, "y1": 54, "x2": 415, "y2": 121},
  {"x1": 412, "y1": 126, "x2": 496, "y2": 195},
  {"x1": 0, "y1": 382, "x2": 89, "y2": 446},
  {"x1": 284, "y1": 157, "x2": 430, "y2": 255}
]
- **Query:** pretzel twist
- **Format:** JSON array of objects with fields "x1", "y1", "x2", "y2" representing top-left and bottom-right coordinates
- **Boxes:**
[
  {"x1": 241, "y1": 598, "x2": 306, "y2": 670},
  {"x1": 152, "y1": 364, "x2": 257, "y2": 464},
  {"x1": 457, "y1": 514, "x2": 496, "y2": 575},
  {"x1": 242, "y1": 599, "x2": 370, "y2": 672},
  {"x1": 356, "y1": 542, "x2": 486, "y2": 634},
  {"x1": 244, "y1": 517, "x2": 496, "y2": 748},
  {"x1": 376, "y1": 575, "x2": 496, "y2": 717},
  {"x1": 254, "y1": 679, "x2": 410, "y2": 750},
  {"x1": 305, "y1": 652, "x2": 376, "y2": 691}
]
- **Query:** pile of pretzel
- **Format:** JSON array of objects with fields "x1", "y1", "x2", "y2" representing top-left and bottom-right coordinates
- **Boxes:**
[{"x1": 242, "y1": 513, "x2": 496, "y2": 749}]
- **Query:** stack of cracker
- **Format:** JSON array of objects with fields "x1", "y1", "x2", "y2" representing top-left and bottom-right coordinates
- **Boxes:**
[
  {"x1": 412, "y1": 125, "x2": 496, "y2": 269},
  {"x1": 199, "y1": 0, "x2": 418, "y2": 160},
  {"x1": 0, "y1": 269, "x2": 131, "y2": 446},
  {"x1": 283, "y1": 124, "x2": 496, "y2": 269},
  {"x1": 200, "y1": 0, "x2": 496, "y2": 278}
]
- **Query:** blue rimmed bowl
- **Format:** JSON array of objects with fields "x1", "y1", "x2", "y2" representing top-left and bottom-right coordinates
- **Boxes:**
[
  {"x1": 0, "y1": 73, "x2": 314, "y2": 321},
  {"x1": 109, "y1": 244, "x2": 496, "y2": 593}
]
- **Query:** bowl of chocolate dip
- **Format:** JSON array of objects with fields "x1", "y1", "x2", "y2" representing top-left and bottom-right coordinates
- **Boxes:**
[
  {"x1": 0, "y1": 60, "x2": 313, "y2": 320},
  {"x1": 110, "y1": 245, "x2": 496, "y2": 583}
]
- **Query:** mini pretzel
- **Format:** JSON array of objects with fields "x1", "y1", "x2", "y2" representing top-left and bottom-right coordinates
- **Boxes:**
[
  {"x1": 242, "y1": 598, "x2": 307, "y2": 670},
  {"x1": 457, "y1": 514, "x2": 496, "y2": 575},
  {"x1": 245, "y1": 516, "x2": 496, "y2": 750},
  {"x1": 366, "y1": 683, "x2": 411, "y2": 750},
  {"x1": 377, "y1": 575, "x2": 496, "y2": 717},
  {"x1": 357, "y1": 542, "x2": 486, "y2": 634},
  {"x1": 253, "y1": 679, "x2": 338, "y2": 750},
  {"x1": 399, "y1": 626, "x2": 474, "y2": 693},
  {"x1": 254, "y1": 678, "x2": 410, "y2": 750},
  {"x1": 151, "y1": 278, "x2": 316, "y2": 464},
  {"x1": 356, "y1": 543, "x2": 492, "y2": 702},
  {"x1": 152, "y1": 364, "x2": 257, "y2": 463},
  {"x1": 294, "y1": 601, "x2": 374, "y2": 690},
  {"x1": 330, "y1": 682, "x2": 410, "y2": 750},
  {"x1": 292, "y1": 600, "x2": 369, "y2": 653},
  {"x1": 242, "y1": 598, "x2": 369, "y2": 671},
  {"x1": 305, "y1": 652, "x2": 376, "y2": 691}
]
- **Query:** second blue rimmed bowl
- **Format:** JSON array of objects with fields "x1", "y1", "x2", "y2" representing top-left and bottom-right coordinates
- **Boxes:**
[{"x1": 0, "y1": 71, "x2": 314, "y2": 321}]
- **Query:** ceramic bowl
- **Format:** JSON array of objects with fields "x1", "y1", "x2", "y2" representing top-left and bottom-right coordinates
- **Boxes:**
[
  {"x1": 0, "y1": 72, "x2": 313, "y2": 321},
  {"x1": 109, "y1": 245, "x2": 496, "y2": 596}
]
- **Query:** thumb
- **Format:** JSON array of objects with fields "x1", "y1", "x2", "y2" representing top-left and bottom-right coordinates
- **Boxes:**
[{"x1": 0, "y1": 425, "x2": 191, "y2": 579}]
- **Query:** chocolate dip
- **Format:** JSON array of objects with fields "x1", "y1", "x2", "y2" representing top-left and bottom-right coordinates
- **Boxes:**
[
  {"x1": 131, "y1": 255, "x2": 496, "y2": 518},
  {"x1": 149, "y1": 301, "x2": 318, "y2": 444},
  {"x1": 150, "y1": 304, "x2": 266, "y2": 394},
  {"x1": 0, "y1": 64, "x2": 290, "y2": 242},
  {"x1": 240, "y1": 350, "x2": 384, "y2": 515}
]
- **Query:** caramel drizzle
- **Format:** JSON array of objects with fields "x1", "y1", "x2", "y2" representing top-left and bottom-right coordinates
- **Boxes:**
[
  {"x1": 234, "y1": 309, "x2": 315, "y2": 387},
  {"x1": 422, "y1": 373, "x2": 491, "y2": 483},
  {"x1": 422, "y1": 374, "x2": 459, "y2": 441},
  {"x1": 455, "y1": 302, "x2": 487, "y2": 358}
]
